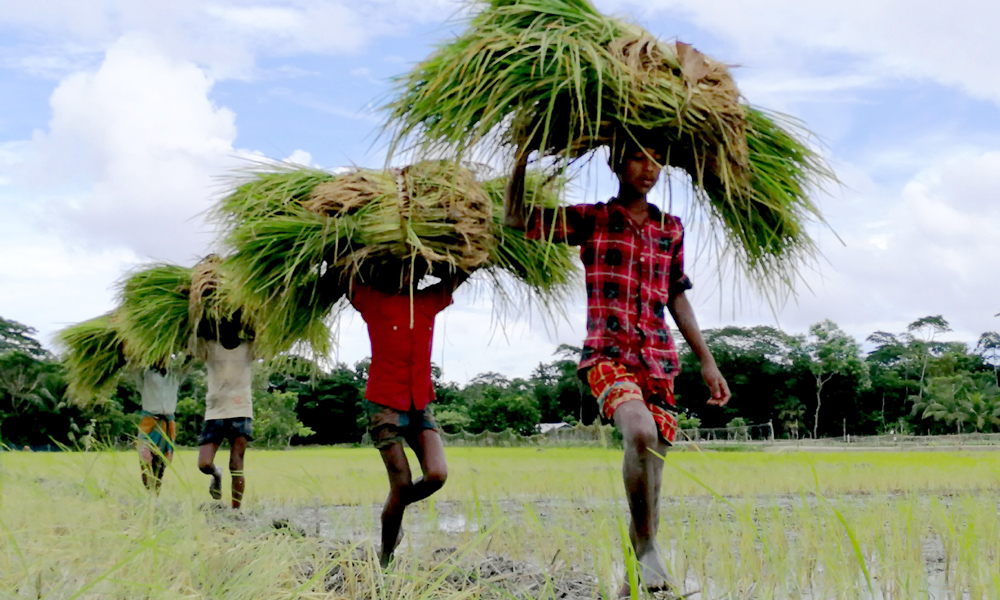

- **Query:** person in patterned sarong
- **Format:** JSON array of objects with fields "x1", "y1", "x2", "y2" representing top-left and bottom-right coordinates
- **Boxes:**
[
  {"x1": 505, "y1": 135, "x2": 731, "y2": 597},
  {"x1": 136, "y1": 366, "x2": 185, "y2": 492}
]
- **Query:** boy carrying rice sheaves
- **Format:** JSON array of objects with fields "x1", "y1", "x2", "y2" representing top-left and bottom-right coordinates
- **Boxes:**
[
  {"x1": 135, "y1": 364, "x2": 188, "y2": 492},
  {"x1": 116, "y1": 254, "x2": 261, "y2": 508},
  {"x1": 194, "y1": 313, "x2": 256, "y2": 509},
  {"x1": 332, "y1": 262, "x2": 469, "y2": 567},
  {"x1": 56, "y1": 314, "x2": 187, "y2": 492},
  {"x1": 386, "y1": 1, "x2": 834, "y2": 590},
  {"x1": 215, "y1": 159, "x2": 573, "y2": 562},
  {"x1": 507, "y1": 135, "x2": 731, "y2": 596}
]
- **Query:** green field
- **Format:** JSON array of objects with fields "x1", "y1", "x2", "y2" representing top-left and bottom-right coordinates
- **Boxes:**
[{"x1": 2, "y1": 447, "x2": 999, "y2": 599}]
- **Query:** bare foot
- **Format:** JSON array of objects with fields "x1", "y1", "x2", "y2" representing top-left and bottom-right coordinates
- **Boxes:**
[
  {"x1": 619, "y1": 546, "x2": 677, "y2": 597},
  {"x1": 637, "y1": 545, "x2": 674, "y2": 591},
  {"x1": 208, "y1": 466, "x2": 223, "y2": 500},
  {"x1": 379, "y1": 529, "x2": 404, "y2": 569}
]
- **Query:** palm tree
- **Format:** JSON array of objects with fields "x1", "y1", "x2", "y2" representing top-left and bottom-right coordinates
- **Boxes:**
[
  {"x1": 912, "y1": 374, "x2": 1000, "y2": 433},
  {"x1": 777, "y1": 397, "x2": 806, "y2": 439}
]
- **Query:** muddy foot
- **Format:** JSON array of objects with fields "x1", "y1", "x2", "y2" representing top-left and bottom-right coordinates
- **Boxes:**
[
  {"x1": 618, "y1": 547, "x2": 679, "y2": 598},
  {"x1": 618, "y1": 582, "x2": 694, "y2": 599},
  {"x1": 209, "y1": 466, "x2": 223, "y2": 500},
  {"x1": 380, "y1": 530, "x2": 404, "y2": 569}
]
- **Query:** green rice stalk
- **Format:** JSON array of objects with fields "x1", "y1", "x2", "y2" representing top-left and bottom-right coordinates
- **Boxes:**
[
  {"x1": 481, "y1": 172, "x2": 580, "y2": 311},
  {"x1": 56, "y1": 314, "x2": 127, "y2": 404},
  {"x1": 115, "y1": 264, "x2": 193, "y2": 368},
  {"x1": 216, "y1": 163, "x2": 581, "y2": 352},
  {"x1": 383, "y1": 0, "x2": 835, "y2": 295}
]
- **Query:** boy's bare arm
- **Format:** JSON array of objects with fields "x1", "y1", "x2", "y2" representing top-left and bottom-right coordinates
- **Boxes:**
[
  {"x1": 667, "y1": 291, "x2": 731, "y2": 406},
  {"x1": 503, "y1": 145, "x2": 531, "y2": 230}
]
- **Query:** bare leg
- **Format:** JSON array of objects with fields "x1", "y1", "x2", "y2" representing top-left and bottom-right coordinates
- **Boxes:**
[
  {"x1": 152, "y1": 450, "x2": 172, "y2": 493},
  {"x1": 198, "y1": 443, "x2": 223, "y2": 500},
  {"x1": 378, "y1": 442, "x2": 412, "y2": 567},
  {"x1": 614, "y1": 401, "x2": 672, "y2": 596},
  {"x1": 139, "y1": 446, "x2": 156, "y2": 491},
  {"x1": 405, "y1": 429, "x2": 448, "y2": 504},
  {"x1": 229, "y1": 436, "x2": 247, "y2": 509}
]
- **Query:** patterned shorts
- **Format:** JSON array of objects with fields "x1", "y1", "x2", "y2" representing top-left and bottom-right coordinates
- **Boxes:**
[
  {"x1": 586, "y1": 362, "x2": 678, "y2": 444},
  {"x1": 364, "y1": 400, "x2": 438, "y2": 449},
  {"x1": 137, "y1": 412, "x2": 177, "y2": 457}
]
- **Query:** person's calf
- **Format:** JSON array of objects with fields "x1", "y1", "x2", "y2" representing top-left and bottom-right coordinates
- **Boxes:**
[{"x1": 231, "y1": 470, "x2": 245, "y2": 509}]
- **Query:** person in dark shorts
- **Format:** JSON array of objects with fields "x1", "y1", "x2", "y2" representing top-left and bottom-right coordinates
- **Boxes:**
[
  {"x1": 346, "y1": 265, "x2": 467, "y2": 567},
  {"x1": 195, "y1": 316, "x2": 255, "y2": 509}
]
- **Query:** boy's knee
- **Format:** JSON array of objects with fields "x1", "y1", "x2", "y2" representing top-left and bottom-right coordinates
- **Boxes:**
[
  {"x1": 424, "y1": 466, "x2": 447, "y2": 488},
  {"x1": 624, "y1": 422, "x2": 659, "y2": 454},
  {"x1": 198, "y1": 460, "x2": 215, "y2": 474}
]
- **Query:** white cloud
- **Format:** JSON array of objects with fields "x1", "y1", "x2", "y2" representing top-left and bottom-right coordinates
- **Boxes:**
[
  {"x1": 613, "y1": 0, "x2": 1000, "y2": 104},
  {"x1": 0, "y1": 0, "x2": 464, "y2": 80},
  {"x1": 11, "y1": 34, "x2": 243, "y2": 262},
  {"x1": 687, "y1": 147, "x2": 1000, "y2": 347},
  {"x1": 0, "y1": 216, "x2": 140, "y2": 349}
]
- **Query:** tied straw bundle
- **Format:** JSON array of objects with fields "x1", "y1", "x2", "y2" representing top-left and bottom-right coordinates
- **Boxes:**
[
  {"x1": 56, "y1": 313, "x2": 127, "y2": 403},
  {"x1": 115, "y1": 259, "x2": 266, "y2": 367},
  {"x1": 385, "y1": 0, "x2": 834, "y2": 295},
  {"x1": 216, "y1": 161, "x2": 578, "y2": 355}
]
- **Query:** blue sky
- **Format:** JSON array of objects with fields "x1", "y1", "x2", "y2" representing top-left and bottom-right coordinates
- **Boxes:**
[{"x1": 1, "y1": 0, "x2": 998, "y2": 384}]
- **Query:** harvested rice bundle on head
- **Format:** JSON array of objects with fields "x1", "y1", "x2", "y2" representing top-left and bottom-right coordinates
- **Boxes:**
[
  {"x1": 56, "y1": 313, "x2": 127, "y2": 403},
  {"x1": 217, "y1": 161, "x2": 580, "y2": 349},
  {"x1": 385, "y1": 0, "x2": 834, "y2": 295},
  {"x1": 116, "y1": 259, "x2": 259, "y2": 365},
  {"x1": 115, "y1": 264, "x2": 195, "y2": 368},
  {"x1": 215, "y1": 168, "x2": 340, "y2": 359}
]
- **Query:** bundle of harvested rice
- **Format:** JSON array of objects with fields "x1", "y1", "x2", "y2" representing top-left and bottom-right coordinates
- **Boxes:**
[
  {"x1": 188, "y1": 253, "x2": 240, "y2": 338},
  {"x1": 56, "y1": 313, "x2": 127, "y2": 403},
  {"x1": 386, "y1": 0, "x2": 746, "y2": 171},
  {"x1": 115, "y1": 264, "x2": 194, "y2": 368},
  {"x1": 217, "y1": 162, "x2": 579, "y2": 348},
  {"x1": 480, "y1": 172, "x2": 579, "y2": 306},
  {"x1": 116, "y1": 259, "x2": 279, "y2": 363},
  {"x1": 384, "y1": 0, "x2": 834, "y2": 292}
]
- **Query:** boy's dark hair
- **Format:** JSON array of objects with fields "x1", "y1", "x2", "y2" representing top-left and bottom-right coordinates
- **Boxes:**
[{"x1": 608, "y1": 129, "x2": 666, "y2": 173}]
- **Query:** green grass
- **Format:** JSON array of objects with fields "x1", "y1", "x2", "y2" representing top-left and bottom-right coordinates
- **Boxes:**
[{"x1": 3, "y1": 449, "x2": 999, "y2": 598}]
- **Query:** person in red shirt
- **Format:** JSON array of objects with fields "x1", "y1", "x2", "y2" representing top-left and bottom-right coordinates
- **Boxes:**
[
  {"x1": 340, "y1": 264, "x2": 467, "y2": 567},
  {"x1": 505, "y1": 136, "x2": 731, "y2": 596}
]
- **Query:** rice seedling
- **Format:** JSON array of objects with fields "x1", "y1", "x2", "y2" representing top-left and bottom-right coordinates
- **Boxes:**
[
  {"x1": 383, "y1": 0, "x2": 835, "y2": 295},
  {"x1": 4, "y1": 449, "x2": 1000, "y2": 599},
  {"x1": 215, "y1": 162, "x2": 580, "y2": 355},
  {"x1": 55, "y1": 313, "x2": 127, "y2": 403}
]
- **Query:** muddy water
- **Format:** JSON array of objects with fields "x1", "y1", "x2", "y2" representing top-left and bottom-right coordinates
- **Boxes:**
[{"x1": 208, "y1": 495, "x2": 985, "y2": 599}]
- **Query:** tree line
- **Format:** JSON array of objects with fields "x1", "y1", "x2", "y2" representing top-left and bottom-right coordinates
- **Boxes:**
[{"x1": 2, "y1": 315, "x2": 998, "y2": 449}]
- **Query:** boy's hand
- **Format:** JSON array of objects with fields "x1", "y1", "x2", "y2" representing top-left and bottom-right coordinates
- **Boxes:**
[{"x1": 702, "y1": 364, "x2": 731, "y2": 406}]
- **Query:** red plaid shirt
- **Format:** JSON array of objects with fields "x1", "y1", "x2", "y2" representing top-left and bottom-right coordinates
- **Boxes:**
[{"x1": 526, "y1": 200, "x2": 692, "y2": 380}]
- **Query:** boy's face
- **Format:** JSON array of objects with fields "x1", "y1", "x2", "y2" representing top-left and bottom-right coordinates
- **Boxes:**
[{"x1": 616, "y1": 147, "x2": 664, "y2": 196}]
